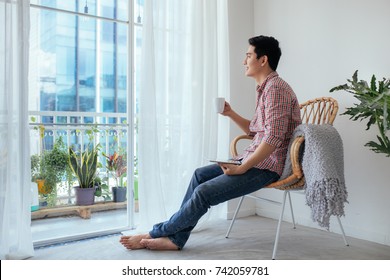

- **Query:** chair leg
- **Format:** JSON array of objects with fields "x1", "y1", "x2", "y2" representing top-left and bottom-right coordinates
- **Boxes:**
[
  {"x1": 287, "y1": 191, "x2": 296, "y2": 229},
  {"x1": 336, "y1": 216, "x2": 349, "y2": 246},
  {"x1": 225, "y1": 196, "x2": 245, "y2": 238},
  {"x1": 272, "y1": 190, "x2": 288, "y2": 260}
]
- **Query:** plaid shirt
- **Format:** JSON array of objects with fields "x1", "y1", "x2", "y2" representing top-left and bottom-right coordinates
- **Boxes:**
[{"x1": 239, "y1": 72, "x2": 301, "y2": 176}]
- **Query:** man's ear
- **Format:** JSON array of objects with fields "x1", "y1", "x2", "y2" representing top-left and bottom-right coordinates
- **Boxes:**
[{"x1": 260, "y1": 55, "x2": 268, "y2": 66}]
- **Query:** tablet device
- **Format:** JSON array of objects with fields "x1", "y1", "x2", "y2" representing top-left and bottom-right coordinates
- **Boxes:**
[{"x1": 209, "y1": 159, "x2": 242, "y2": 165}]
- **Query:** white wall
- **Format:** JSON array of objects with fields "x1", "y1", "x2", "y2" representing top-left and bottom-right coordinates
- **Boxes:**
[{"x1": 227, "y1": 0, "x2": 390, "y2": 246}]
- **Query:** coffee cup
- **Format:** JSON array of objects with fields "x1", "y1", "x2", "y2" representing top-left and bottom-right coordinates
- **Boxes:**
[{"x1": 215, "y1": 97, "x2": 225, "y2": 113}]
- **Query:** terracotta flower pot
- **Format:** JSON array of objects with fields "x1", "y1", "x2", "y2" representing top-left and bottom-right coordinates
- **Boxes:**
[{"x1": 36, "y1": 179, "x2": 52, "y2": 195}]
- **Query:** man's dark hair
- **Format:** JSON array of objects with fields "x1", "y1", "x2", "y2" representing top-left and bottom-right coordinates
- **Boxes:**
[{"x1": 248, "y1": 35, "x2": 281, "y2": 71}]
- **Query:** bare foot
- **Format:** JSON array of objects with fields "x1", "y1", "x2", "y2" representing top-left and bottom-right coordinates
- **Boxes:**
[
  {"x1": 120, "y1": 233, "x2": 151, "y2": 250},
  {"x1": 140, "y1": 237, "x2": 180, "y2": 250}
]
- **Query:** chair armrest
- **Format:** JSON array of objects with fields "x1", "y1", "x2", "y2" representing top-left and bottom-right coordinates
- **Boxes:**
[
  {"x1": 230, "y1": 134, "x2": 304, "y2": 180},
  {"x1": 290, "y1": 136, "x2": 304, "y2": 179},
  {"x1": 230, "y1": 135, "x2": 253, "y2": 157}
]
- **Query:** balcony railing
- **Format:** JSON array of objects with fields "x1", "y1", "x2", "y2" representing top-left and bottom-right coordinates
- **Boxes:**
[{"x1": 29, "y1": 111, "x2": 133, "y2": 208}]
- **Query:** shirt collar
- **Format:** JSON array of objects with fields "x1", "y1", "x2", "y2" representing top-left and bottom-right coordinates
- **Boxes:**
[{"x1": 256, "y1": 71, "x2": 279, "y2": 94}]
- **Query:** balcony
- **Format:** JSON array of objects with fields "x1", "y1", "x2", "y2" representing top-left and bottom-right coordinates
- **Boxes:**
[{"x1": 29, "y1": 111, "x2": 137, "y2": 246}]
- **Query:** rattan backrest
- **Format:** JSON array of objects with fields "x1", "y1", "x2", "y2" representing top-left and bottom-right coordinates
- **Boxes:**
[{"x1": 300, "y1": 97, "x2": 339, "y2": 125}]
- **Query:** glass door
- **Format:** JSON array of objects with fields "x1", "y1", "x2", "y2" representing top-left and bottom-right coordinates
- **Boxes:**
[{"x1": 29, "y1": 0, "x2": 140, "y2": 247}]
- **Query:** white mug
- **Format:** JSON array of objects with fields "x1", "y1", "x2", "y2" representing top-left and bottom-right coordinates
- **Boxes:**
[{"x1": 214, "y1": 97, "x2": 225, "y2": 113}]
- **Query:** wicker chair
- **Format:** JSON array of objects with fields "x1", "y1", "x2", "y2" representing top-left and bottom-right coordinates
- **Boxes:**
[{"x1": 225, "y1": 97, "x2": 349, "y2": 259}]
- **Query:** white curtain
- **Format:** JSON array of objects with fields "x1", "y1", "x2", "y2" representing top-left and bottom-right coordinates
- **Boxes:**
[
  {"x1": 0, "y1": 0, "x2": 34, "y2": 259},
  {"x1": 137, "y1": 0, "x2": 230, "y2": 230}
]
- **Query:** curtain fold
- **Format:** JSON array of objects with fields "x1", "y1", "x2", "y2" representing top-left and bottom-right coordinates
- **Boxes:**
[
  {"x1": 137, "y1": 0, "x2": 229, "y2": 230},
  {"x1": 0, "y1": 0, "x2": 34, "y2": 259}
]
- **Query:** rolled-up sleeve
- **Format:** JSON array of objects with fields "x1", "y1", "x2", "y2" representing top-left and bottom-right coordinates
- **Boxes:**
[{"x1": 262, "y1": 86, "x2": 291, "y2": 148}]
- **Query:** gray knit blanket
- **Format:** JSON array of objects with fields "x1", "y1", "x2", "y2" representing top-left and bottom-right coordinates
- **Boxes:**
[{"x1": 280, "y1": 124, "x2": 348, "y2": 229}]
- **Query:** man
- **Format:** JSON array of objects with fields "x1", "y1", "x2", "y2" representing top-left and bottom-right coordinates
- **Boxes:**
[{"x1": 120, "y1": 35, "x2": 301, "y2": 251}]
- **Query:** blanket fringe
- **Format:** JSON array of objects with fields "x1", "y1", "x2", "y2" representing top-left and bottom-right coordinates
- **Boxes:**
[{"x1": 305, "y1": 178, "x2": 348, "y2": 230}]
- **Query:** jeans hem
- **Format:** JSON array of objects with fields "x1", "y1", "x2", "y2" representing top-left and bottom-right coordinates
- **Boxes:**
[{"x1": 149, "y1": 231, "x2": 183, "y2": 250}]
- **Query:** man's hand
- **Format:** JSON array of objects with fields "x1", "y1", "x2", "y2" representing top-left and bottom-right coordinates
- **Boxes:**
[
  {"x1": 218, "y1": 163, "x2": 248, "y2": 175},
  {"x1": 220, "y1": 101, "x2": 232, "y2": 116}
]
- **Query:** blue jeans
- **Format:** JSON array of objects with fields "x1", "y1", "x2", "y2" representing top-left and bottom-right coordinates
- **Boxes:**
[{"x1": 149, "y1": 164, "x2": 280, "y2": 249}]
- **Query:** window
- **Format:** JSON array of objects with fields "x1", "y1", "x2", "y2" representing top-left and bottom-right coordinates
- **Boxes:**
[{"x1": 29, "y1": 0, "x2": 142, "y2": 245}]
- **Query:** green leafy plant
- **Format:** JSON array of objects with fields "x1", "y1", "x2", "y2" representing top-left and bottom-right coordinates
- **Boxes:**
[
  {"x1": 68, "y1": 144, "x2": 100, "y2": 188},
  {"x1": 330, "y1": 70, "x2": 390, "y2": 156},
  {"x1": 43, "y1": 137, "x2": 72, "y2": 187},
  {"x1": 31, "y1": 153, "x2": 43, "y2": 182},
  {"x1": 94, "y1": 175, "x2": 111, "y2": 201},
  {"x1": 31, "y1": 136, "x2": 70, "y2": 195}
]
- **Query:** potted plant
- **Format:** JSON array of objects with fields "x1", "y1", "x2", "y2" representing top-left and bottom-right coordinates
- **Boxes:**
[
  {"x1": 31, "y1": 136, "x2": 70, "y2": 206},
  {"x1": 31, "y1": 124, "x2": 48, "y2": 197},
  {"x1": 68, "y1": 144, "x2": 99, "y2": 205},
  {"x1": 31, "y1": 154, "x2": 46, "y2": 193},
  {"x1": 103, "y1": 150, "x2": 127, "y2": 202},
  {"x1": 330, "y1": 70, "x2": 390, "y2": 156}
]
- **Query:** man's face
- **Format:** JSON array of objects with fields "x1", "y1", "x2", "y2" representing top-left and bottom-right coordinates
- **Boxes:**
[{"x1": 243, "y1": 45, "x2": 263, "y2": 77}]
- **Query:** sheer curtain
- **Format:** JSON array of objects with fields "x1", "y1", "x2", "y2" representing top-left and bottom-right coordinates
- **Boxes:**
[
  {"x1": 0, "y1": 0, "x2": 34, "y2": 259},
  {"x1": 137, "y1": 0, "x2": 229, "y2": 230}
]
